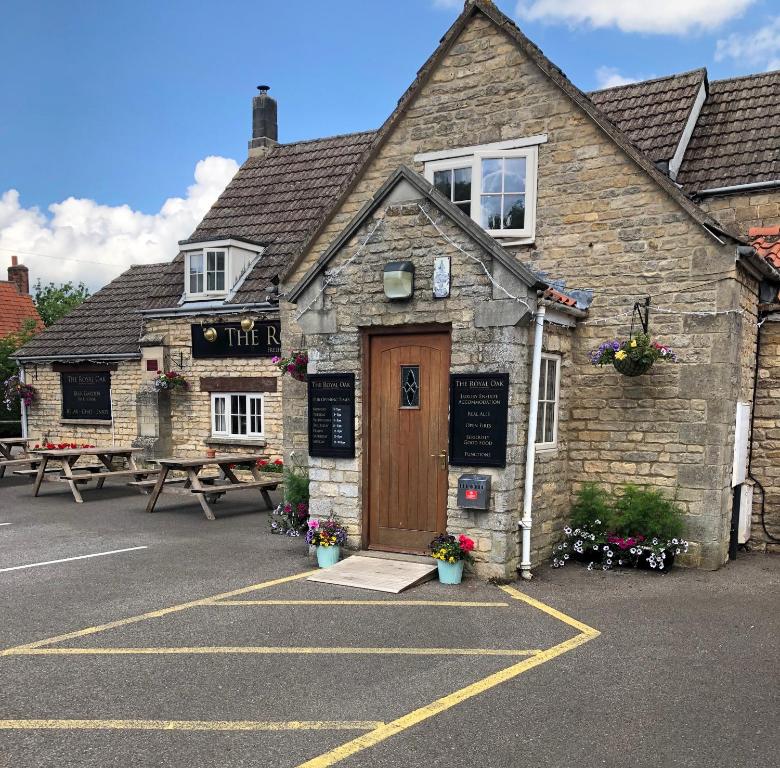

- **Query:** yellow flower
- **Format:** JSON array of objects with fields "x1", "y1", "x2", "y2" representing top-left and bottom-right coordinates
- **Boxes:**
[
  {"x1": 615, "y1": 350, "x2": 627, "y2": 360},
  {"x1": 630, "y1": 339, "x2": 637, "y2": 348},
  {"x1": 448, "y1": 557, "x2": 455, "y2": 564}
]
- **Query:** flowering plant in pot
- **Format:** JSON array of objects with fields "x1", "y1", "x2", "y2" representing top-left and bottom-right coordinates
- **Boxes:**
[
  {"x1": 590, "y1": 333, "x2": 677, "y2": 377},
  {"x1": 3, "y1": 375, "x2": 36, "y2": 409},
  {"x1": 269, "y1": 461, "x2": 309, "y2": 536},
  {"x1": 153, "y1": 370, "x2": 190, "y2": 392},
  {"x1": 272, "y1": 351, "x2": 308, "y2": 382},
  {"x1": 306, "y1": 516, "x2": 348, "y2": 568},
  {"x1": 256, "y1": 458, "x2": 284, "y2": 475},
  {"x1": 429, "y1": 533, "x2": 475, "y2": 584},
  {"x1": 552, "y1": 483, "x2": 689, "y2": 572}
]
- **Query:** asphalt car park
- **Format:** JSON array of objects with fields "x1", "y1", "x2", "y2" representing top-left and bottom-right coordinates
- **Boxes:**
[{"x1": 0, "y1": 475, "x2": 777, "y2": 768}]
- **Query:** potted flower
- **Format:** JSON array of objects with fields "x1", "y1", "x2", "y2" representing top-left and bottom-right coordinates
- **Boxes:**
[
  {"x1": 3, "y1": 375, "x2": 36, "y2": 409},
  {"x1": 153, "y1": 370, "x2": 190, "y2": 392},
  {"x1": 429, "y1": 533, "x2": 475, "y2": 584},
  {"x1": 590, "y1": 333, "x2": 677, "y2": 377},
  {"x1": 269, "y1": 461, "x2": 309, "y2": 536},
  {"x1": 272, "y1": 351, "x2": 308, "y2": 382},
  {"x1": 306, "y1": 516, "x2": 347, "y2": 568},
  {"x1": 552, "y1": 483, "x2": 689, "y2": 572},
  {"x1": 256, "y1": 458, "x2": 284, "y2": 474}
]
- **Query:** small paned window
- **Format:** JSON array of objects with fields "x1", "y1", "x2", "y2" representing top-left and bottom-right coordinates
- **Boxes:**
[
  {"x1": 206, "y1": 250, "x2": 226, "y2": 292},
  {"x1": 211, "y1": 393, "x2": 264, "y2": 439},
  {"x1": 535, "y1": 355, "x2": 560, "y2": 449},
  {"x1": 480, "y1": 156, "x2": 526, "y2": 232},
  {"x1": 400, "y1": 365, "x2": 420, "y2": 408},
  {"x1": 433, "y1": 167, "x2": 472, "y2": 216},
  {"x1": 188, "y1": 252, "x2": 204, "y2": 294}
]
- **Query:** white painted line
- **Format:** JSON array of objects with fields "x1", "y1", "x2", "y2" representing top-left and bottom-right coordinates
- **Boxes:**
[
  {"x1": 0, "y1": 546, "x2": 148, "y2": 573},
  {"x1": 0, "y1": 523, "x2": 12, "y2": 526}
]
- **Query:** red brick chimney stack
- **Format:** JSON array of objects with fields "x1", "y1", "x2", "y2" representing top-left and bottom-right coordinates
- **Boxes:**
[{"x1": 8, "y1": 256, "x2": 30, "y2": 296}]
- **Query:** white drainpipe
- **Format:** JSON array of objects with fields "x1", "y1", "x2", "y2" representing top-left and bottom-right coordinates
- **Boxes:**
[
  {"x1": 519, "y1": 302, "x2": 545, "y2": 580},
  {"x1": 19, "y1": 364, "x2": 28, "y2": 439}
]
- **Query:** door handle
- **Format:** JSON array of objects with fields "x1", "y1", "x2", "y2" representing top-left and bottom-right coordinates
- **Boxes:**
[{"x1": 430, "y1": 450, "x2": 447, "y2": 470}]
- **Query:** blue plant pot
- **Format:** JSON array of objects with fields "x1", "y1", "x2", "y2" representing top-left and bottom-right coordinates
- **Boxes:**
[
  {"x1": 316, "y1": 545, "x2": 340, "y2": 568},
  {"x1": 436, "y1": 560, "x2": 465, "y2": 584}
]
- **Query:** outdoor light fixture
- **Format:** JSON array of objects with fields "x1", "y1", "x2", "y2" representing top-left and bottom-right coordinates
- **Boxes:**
[
  {"x1": 203, "y1": 326, "x2": 218, "y2": 342},
  {"x1": 383, "y1": 261, "x2": 415, "y2": 300},
  {"x1": 240, "y1": 317, "x2": 255, "y2": 332}
]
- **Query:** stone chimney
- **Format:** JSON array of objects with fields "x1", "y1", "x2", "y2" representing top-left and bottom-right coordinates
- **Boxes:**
[
  {"x1": 248, "y1": 85, "x2": 278, "y2": 158},
  {"x1": 7, "y1": 256, "x2": 29, "y2": 295}
]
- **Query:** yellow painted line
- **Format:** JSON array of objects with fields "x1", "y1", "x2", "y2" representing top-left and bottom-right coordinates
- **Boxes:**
[
  {"x1": 207, "y1": 599, "x2": 510, "y2": 608},
  {"x1": 296, "y1": 632, "x2": 597, "y2": 768},
  {"x1": 5, "y1": 646, "x2": 541, "y2": 657},
  {"x1": 0, "y1": 719, "x2": 384, "y2": 732},
  {"x1": 498, "y1": 585, "x2": 600, "y2": 637},
  {"x1": 0, "y1": 570, "x2": 316, "y2": 655}
]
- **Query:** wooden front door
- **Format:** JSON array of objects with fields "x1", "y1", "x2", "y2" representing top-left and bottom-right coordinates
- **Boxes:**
[{"x1": 366, "y1": 330, "x2": 450, "y2": 552}]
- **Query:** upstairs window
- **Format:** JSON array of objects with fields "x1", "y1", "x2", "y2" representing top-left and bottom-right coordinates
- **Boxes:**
[
  {"x1": 421, "y1": 138, "x2": 542, "y2": 243},
  {"x1": 182, "y1": 239, "x2": 265, "y2": 300},
  {"x1": 188, "y1": 250, "x2": 226, "y2": 296}
]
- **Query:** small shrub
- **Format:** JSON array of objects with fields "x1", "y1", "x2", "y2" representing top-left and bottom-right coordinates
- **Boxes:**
[
  {"x1": 569, "y1": 482, "x2": 614, "y2": 534},
  {"x1": 284, "y1": 466, "x2": 310, "y2": 509},
  {"x1": 612, "y1": 484, "x2": 685, "y2": 541},
  {"x1": 269, "y1": 462, "x2": 310, "y2": 537}
]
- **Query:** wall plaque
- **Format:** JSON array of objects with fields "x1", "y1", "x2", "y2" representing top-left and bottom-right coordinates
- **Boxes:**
[
  {"x1": 308, "y1": 373, "x2": 355, "y2": 459},
  {"x1": 191, "y1": 321, "x2": 282, "y2": 359},
  {"x1": 449, "y1": 373, "x2": 509, "y2": 468},
  {"x1": 61, "y1": 372, "x2": 112, "y2": 421}
]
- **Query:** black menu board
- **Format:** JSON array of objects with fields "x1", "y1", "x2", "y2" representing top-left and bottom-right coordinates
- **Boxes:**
[
  {"x1": 61, "y1": 372, "x2": 112, "y2": 421},
  {"x1": 308, "y1": 373, "x2": 355, "y2": 459},
  {"x1": 449, "y1": 373, "x2": 509, "y2": 468}
]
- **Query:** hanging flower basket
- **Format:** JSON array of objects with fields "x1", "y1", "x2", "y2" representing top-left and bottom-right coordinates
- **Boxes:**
[
  {"x1": 2, "y1": 375, "x2": 36, "y2": 409},
  {"x1": 590, "y1": 333, "x2": 677, "y2": 377},
  {"x1": 273, "y1": 351, "x2": 308, "y2": 382},
  {"x1": 153, "y1": 371, "x2": 190, "y2": 392}
]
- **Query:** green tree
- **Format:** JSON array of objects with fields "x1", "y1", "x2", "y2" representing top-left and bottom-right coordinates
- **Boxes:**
[
  {"x1": 0, "y1": 319, "x2": 38, "y2": 436},
  {"x1": 33, "y1": 280, "x2": 90, "y2": 326}
]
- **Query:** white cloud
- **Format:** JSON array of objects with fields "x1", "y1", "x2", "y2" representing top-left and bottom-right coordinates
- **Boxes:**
[
  {"x1": 715, "y1": 17, "x2": 780, "y2": 72},
  {"x1": 594, "y1": 66, "x2": 639, "y2": 89},
  {"x1": 0, "y1": 156, "x2": 238, "y2": 293},
  {"x1": 515, "y1": 0, "x2": 756, "y2": 34}
]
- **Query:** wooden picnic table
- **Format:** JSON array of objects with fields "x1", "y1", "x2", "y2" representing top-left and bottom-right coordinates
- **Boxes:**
[
  {"x1": 144, "y1": 453, "x2": 279, "y2": 521},
  {"x1": 0, "y1": 437, "x2": 40, "y2": 479},
  {"x1": 31, "y1": 446, "x2": 159, "y2": 503}
]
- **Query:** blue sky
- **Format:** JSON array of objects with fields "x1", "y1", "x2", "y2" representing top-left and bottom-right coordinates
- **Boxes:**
[{"x1": 1, "y1": 0, "x2": 778, "y2": 288}]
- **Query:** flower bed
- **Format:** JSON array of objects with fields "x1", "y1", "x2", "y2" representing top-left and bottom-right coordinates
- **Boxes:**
[
  {"x1": 269, "y1": 460, "x2": 310, "y2": 536},
  {"x1": 552, "y1": 483, "x2": 689, "y2": 572},
  {"x1": 33, "y1": 442, "x2": 95, "y2": 450}
]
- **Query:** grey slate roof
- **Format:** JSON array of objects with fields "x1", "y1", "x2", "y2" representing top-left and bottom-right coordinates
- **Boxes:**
[
  {"x1": 148, "y1": 130, "x2": 377, "y2": 308},
  {"x1": 15, "y1": 263, "x2": 169, "y2": 360},
  {"x1": 676, "y1": 71, "x2": 780, "y2": 193},
  {"x1": 587, "y1": 69, "x2": 706, "y2": 165}
]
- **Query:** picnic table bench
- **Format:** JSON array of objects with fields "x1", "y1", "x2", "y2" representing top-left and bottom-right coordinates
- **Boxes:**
[
  {"x1": 0, "y1": 437, "x2": 40, "y2": 478},
  {"x1": 31, "y1": 447, "x2": 159, "y2": 503},
  {"x1": 145, "y1": 454, "x2": 279, "y2": 520}
]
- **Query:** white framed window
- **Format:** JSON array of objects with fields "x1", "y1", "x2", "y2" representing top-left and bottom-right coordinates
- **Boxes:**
[
  {"x1": 182, "y1": 239, "x2": 265, "y2": 300},
  {"x1": 187, "y1": 250, "x2": 226, "y2": 296},
  {"x1": 535, "y1": 354, "x2": 560, "y2": 449},
  {"x1": 423, "y1": 142, "x2": 539, "y2": 243},
  {"x1": 211, "y1": 393, "x2": 264, "y2": 438}
]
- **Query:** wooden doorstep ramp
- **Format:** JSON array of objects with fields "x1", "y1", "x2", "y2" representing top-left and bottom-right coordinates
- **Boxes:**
[{"x1": 307, "y1": 555, "x2": 437, "y2": 594}]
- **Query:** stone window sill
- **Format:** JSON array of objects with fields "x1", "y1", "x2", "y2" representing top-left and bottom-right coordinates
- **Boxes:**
[{"x1": 204, "y1": 436, "x2": 267, "y2": 448}]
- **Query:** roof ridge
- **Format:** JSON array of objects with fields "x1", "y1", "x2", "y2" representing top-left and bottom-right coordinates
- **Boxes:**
[
  {"x1": 277, "y1": 129, "x2": 378, "y2": 149},
  {"x1": 588, "y1": 67, "x2": 707, "y2": 95},
  {"x1": 711, "y1": 69, "x2": 780, "y2": 85}
]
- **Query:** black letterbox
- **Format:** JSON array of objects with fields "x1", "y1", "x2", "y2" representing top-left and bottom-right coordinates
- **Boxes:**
[{"x1": 457, "y1": 474, "x2": 491, "y2": 510}]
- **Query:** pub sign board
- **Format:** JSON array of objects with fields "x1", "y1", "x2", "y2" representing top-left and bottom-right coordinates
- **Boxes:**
[
  {"x1": 449, "y1": 373, "x2": 509, "y2": 468},
  {"x1": 308, "y1": 373, "x2": 355, "y2": 459},
  {"x1": 191, "y1": 321, "x2": 282, "y2": 359},
  {"x1": 61, "y1": 372, "x2": 112, "y2": 421}
]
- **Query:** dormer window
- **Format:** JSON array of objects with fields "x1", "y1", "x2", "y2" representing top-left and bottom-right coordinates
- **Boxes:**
[
  {"x1": 418, "y1": 135, "x2": 546, "y2": 244},
  {"x1": 181, "y1": 238, "x2": 265, "y2": 300}
]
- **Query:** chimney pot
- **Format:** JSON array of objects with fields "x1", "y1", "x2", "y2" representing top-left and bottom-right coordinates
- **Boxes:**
[
  {"x1": 248, "y1": 84, "x2": 278, "y2": 158},
  {"x1": 8, "y1": 257, "x2": 30, "y2": 295}
]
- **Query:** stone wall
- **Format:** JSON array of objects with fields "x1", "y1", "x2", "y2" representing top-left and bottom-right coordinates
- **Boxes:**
[
  {"x1": 751, "y1": 315, "x2": 780, "y2": 553},
  {"x1": 295, "y1": 199, "x2": 536, "y2": 579},
  {"x1": 144, "y1": 314, "x2": 284, "y2": 459},
  {"x1": 284, "y1": 11, "x2": 752, "y2": 570},
  {"x1": 23, "y1": 361, "x2": 142, "y2": 447},
  {"x1": 700, "y1": 191, "x2": 780, "y2": 238}
]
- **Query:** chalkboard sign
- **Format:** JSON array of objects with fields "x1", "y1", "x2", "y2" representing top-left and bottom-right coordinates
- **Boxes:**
[
  {"x1": 61, "y1": 372, "x2": 112, "y2": 421},
  {"x1": 308, "y1": 373, "x2": 355, "y2": 459},
  {"x1": 449, "y1": 373, "x2": 509, "y2": 468},
  {"x1": 191, "y1": 321, "x2": 282, "y2": 359}
]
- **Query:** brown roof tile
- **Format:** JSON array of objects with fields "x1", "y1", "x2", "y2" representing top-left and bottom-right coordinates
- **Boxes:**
[
  {"x1": 675, "y1": 71, "x2": 780, "y2": 193},
  {"x1": 15, "y1": 263, "x2": 170, "y2": 360},
  {"x1": 751, "y1": 225, "x2": 780, "y2": 269},
  {"x1": 588, "y1": 69, "x2": 706, "y2": 164},
  {"x1": 0, "y1": 282, "x2": 43, "y2": 336}
]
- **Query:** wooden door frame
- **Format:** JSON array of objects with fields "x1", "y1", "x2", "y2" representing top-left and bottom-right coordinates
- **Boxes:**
[{"x1": 360, "y1": 323, "x2": 452, "y2": 551}]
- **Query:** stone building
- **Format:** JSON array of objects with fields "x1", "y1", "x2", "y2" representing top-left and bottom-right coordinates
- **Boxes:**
[{"x1": 15, "y1": 0, "x2": 780, "y2": 570}]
